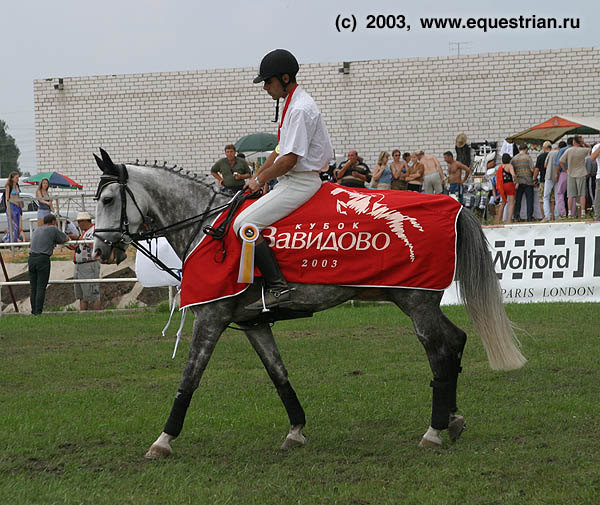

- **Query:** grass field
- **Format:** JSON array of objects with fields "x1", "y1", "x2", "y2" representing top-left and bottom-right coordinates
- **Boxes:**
[{"x1": 1, "y1": 303, "x2": 598, "y2": 505}]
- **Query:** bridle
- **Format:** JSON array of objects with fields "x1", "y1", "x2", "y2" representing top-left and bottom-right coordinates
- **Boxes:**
[{"x1": 93, "y1": 163, "x2": 232, "y2": 282}]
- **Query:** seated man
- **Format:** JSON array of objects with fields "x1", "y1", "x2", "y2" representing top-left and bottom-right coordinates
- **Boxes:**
[
  {"x1": 211, "y1": 144, "x2": 251, "y2": 193},
  {"x1": 335, "y1": 150, "x2": 371, "y2": 188},
  {"x1": 233, "y1": 49, "x2": 333, "y2": 310}
]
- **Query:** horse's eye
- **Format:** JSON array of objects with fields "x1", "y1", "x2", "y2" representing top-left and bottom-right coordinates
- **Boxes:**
[{"x1": 102, "y1": 196, "x2": 113, "y2": 205}]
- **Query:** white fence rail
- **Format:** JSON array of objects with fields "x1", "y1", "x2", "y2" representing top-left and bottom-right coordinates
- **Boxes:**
[
  {"x1": 1, "y1": 279, "x2": 138, "y2": 286},
  {"x1": 0, "y1": 239, "x2": 144, "y2": 316}
]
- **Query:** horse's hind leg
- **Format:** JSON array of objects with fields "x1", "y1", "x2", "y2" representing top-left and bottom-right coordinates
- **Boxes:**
[
  {"x1": 243, "y1": 323, "x2": 306, "y2": 450},
  {"x1": 390, "y1": 290, "x2": 466, "y2": 447},
  {"x1": 145, "y1": 306, "x2": 230, "y2": 459}
]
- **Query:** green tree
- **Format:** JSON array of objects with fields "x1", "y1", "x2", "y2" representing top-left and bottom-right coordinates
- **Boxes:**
[{"x1": 0, "y1": 119, "x2": 21, "y2": 177}]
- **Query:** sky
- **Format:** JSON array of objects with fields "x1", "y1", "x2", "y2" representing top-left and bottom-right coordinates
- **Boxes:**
[{"x1": 1, "y1": 0, "x2": 597, "y2": 174}]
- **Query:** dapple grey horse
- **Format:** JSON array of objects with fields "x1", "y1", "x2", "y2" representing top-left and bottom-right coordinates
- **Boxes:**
[{"x1": 92, "y1": 149, "x2": 526, "y2": 459}]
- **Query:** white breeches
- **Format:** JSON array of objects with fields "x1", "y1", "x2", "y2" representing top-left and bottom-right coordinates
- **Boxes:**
[{"x1": 233, "y1": 170, "x2": 322, "y2": 236}]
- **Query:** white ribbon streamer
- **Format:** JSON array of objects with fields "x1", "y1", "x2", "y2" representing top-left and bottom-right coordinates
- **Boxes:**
[
  {"x1": 159, "y1": 287, "x2": 187, "y2": 359},
  {"x1": 161, "y1": 287, "x2": 182, "y2": 337},
  {"x1": 171, "y1": 308, "x2": 187, "y2": 359}
]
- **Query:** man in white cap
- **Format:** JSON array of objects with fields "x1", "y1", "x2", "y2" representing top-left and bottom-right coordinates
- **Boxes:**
[{"x1": 73, "y1": 211, "x2": 101, "y2": 310}]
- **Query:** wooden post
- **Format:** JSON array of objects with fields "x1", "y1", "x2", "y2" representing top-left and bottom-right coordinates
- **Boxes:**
[{"x1": 0, "y1": 251, "x2": 19, "y2": 313}]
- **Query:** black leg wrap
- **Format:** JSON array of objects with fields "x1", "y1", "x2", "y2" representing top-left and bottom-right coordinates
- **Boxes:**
[
  {"x1": 430, "y1": 379, "x2": 453, "y2": 430},
  {"x1": 164, "y1": 389, "x2": 193, "y2": 437},
  {"x1": 449, "y1": 364, "x2": 462, "y2": 414},
  {"x1": 277, "y1": 382, "x2": 305, "y2": 427}
]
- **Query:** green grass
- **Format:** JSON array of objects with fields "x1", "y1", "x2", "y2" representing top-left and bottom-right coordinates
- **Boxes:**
[{"x1": 0, "y1": 303, "x2": 598, "y2": 505}]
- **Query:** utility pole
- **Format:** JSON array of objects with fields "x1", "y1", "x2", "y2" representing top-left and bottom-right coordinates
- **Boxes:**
[{"x1": 449, "y1": 42, "x2": 472, "y2": 56}]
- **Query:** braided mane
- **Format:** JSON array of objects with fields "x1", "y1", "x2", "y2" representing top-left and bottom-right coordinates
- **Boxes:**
[{"x1": 130, "y1": 159, "x2": 216, "y2": 190}]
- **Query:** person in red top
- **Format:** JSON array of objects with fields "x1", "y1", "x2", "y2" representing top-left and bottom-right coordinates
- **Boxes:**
[{"x1": 495, "y1": 153, "x2": 519, "y2": 224}]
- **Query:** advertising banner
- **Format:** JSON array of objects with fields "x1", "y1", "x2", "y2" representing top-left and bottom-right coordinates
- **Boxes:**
[{"x1": 442, "y1": 221, "x2": 600, "y2": 304}]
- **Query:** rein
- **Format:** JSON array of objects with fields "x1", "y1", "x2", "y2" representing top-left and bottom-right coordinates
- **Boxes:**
[{"x1": 203, "y1": 189, "x2": 261, "y2": 262}]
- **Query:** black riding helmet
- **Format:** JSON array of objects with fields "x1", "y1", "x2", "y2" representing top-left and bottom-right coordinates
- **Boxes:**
[
  {"x1": 254, "y1": 49, "x2": 300, "y2": 122},
  {"x1": 253, "y1": 49, "x2": 299, "y2": 86}
]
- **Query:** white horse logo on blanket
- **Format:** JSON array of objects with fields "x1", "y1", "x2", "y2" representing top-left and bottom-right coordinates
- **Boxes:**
[{"x1": 331, "y1": 187, "x2": 424, "y2": 262}]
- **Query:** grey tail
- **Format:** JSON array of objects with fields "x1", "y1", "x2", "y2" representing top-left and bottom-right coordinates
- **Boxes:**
[{"x1": 455, "y1": 209, "x2": 526, "y2": 371}]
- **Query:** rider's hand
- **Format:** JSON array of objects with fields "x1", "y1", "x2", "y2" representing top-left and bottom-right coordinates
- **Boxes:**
[{"x1": 245, "y1": 176, "x2": 263, "y2": 193}]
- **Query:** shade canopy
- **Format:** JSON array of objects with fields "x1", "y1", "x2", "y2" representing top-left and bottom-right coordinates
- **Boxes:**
[
  {"x1": 24, "y1": 171, "x2": 83, "y2": 189},
  {"x1": 235, "y1": 132, "x2": 278, "y2": 153},
  {"x1": 506, "y1": 115, "x2": 600, "y2": 145}
]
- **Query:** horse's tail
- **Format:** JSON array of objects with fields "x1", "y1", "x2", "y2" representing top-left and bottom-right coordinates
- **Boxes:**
[{"x1": 455, "y1": 209, "x2": 527, "y2": 371}]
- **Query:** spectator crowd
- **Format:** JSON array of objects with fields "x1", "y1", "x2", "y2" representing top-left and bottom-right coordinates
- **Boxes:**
[
  {"x1": 217, "y1": 135, "x2": 599, "y2": 223},
  {"x1": 491, "y1": 136, "x2": 598, "y2": 223}
]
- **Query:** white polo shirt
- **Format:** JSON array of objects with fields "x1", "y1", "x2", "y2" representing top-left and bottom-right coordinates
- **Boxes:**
[{"x1": 276, "y1": 86, "x2": 333, "y2": 173}]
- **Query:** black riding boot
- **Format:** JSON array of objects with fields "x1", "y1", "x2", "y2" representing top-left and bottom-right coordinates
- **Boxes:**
[{"x1": 245, "y1": 240, "x2": 292, "y2": 311}]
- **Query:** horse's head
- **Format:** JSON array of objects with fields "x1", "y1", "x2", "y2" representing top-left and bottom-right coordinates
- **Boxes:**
[{"x1": 93, "y1": 149, "x2": 147, "y2": 264}]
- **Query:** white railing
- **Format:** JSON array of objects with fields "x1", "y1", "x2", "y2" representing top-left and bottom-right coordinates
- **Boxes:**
[
  {"x1": 0, "y1": 239, "x2": 142, "y2": 316},
  {"x1": 3, "y1": 192, "x2": 95, "y2": 253},
  {"x1": 1, "y1": 239, "x2": 91, "y2": 248}
]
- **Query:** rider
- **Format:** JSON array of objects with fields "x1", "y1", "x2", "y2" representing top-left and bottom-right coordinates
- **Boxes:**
[{"x1": 233, "y1": 48, "x2": 334, "y2": 310}]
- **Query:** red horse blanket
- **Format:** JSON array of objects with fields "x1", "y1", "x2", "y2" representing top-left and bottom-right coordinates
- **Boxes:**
[{"x1": 180, "y1": 183, "x2": 462, "y2": 308}]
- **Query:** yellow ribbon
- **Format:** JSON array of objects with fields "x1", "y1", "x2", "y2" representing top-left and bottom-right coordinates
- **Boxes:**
[{"x1": 237, "y1": 224, "x2": 259, "y2": 283}]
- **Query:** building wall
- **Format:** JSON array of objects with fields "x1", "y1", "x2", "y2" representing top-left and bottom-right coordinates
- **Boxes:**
[{"x1": 34, "y1": 46, "x2": 600, "y2": 192}]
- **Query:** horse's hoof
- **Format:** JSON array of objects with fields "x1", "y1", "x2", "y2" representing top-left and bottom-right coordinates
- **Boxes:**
[
  {"x1": 144, "y1": 443, "x2": 172, "y2": 459},
  {"x1": 418, "y1": 436, "x2": 442, "y2": 448},
  {"x1": 281, "y1": 432, "x2": 306, "y2": 450},
  {"x1": 419, "y1": 426, "x2": 443, "y2": 448},
  {"x1": 448, "y1": 415, "x2": 466, "y2": 442}
]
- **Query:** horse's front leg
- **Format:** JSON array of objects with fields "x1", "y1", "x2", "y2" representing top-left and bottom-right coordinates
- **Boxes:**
[
  {"x1": 244, "y1": 323, "x2": 307, "y2": 450},
  {"x1": 145, "y1": 306, "x2": 231, "y2": 459}
]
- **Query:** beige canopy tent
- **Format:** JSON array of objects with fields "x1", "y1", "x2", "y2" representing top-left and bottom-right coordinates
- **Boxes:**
[{"x1": 506, "y1": 115, "x2": 600, "y2": 145}]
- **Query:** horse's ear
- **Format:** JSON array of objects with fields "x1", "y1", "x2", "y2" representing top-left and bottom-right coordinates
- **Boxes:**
[
  {"x1": 99, "y1": 148, "x2": 119, "y2": 176},
  {"x1": 100, "y1": 148, "x2": 114, "y2": 167},
  {"x1": 94, "y1": 153, "x2": 105, "y2": 172}
]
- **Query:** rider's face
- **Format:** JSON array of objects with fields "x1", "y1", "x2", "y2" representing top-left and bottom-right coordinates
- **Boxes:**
[{"x1": 263, "y1": 75, "x2": 287, "y2": 100}]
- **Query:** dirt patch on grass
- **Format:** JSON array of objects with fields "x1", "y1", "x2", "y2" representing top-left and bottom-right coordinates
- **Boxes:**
[{"x1": 22, "y1": 457, "x2": 65, "y2": 475}]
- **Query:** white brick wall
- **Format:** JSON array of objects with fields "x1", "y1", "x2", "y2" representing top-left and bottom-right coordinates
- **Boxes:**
[{"x1": 34, "y1": 46, "x2": 600, "y2": 192}]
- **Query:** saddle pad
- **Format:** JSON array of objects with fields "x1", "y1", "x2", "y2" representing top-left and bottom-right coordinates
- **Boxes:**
[{"x1": 180, "y1": 183, "x2": 462, "y2": 308}]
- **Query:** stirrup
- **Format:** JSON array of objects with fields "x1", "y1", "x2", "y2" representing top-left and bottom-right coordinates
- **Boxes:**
[{"x1": 245, "y1": 287, "x2": 294, "y2": 312}]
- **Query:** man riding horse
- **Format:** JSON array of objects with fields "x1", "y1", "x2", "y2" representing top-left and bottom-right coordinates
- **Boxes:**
[
  {"x1": 92, "y1": 49, "x2": 525, "y2": 459},
  {"x1": 234, "y1": 48, "x2": 333, "y2": 310}
]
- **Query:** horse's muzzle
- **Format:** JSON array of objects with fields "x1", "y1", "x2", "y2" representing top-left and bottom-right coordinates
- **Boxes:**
[{"x1": 94, "y1": 243, "x2": 128, "y2": 264}]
